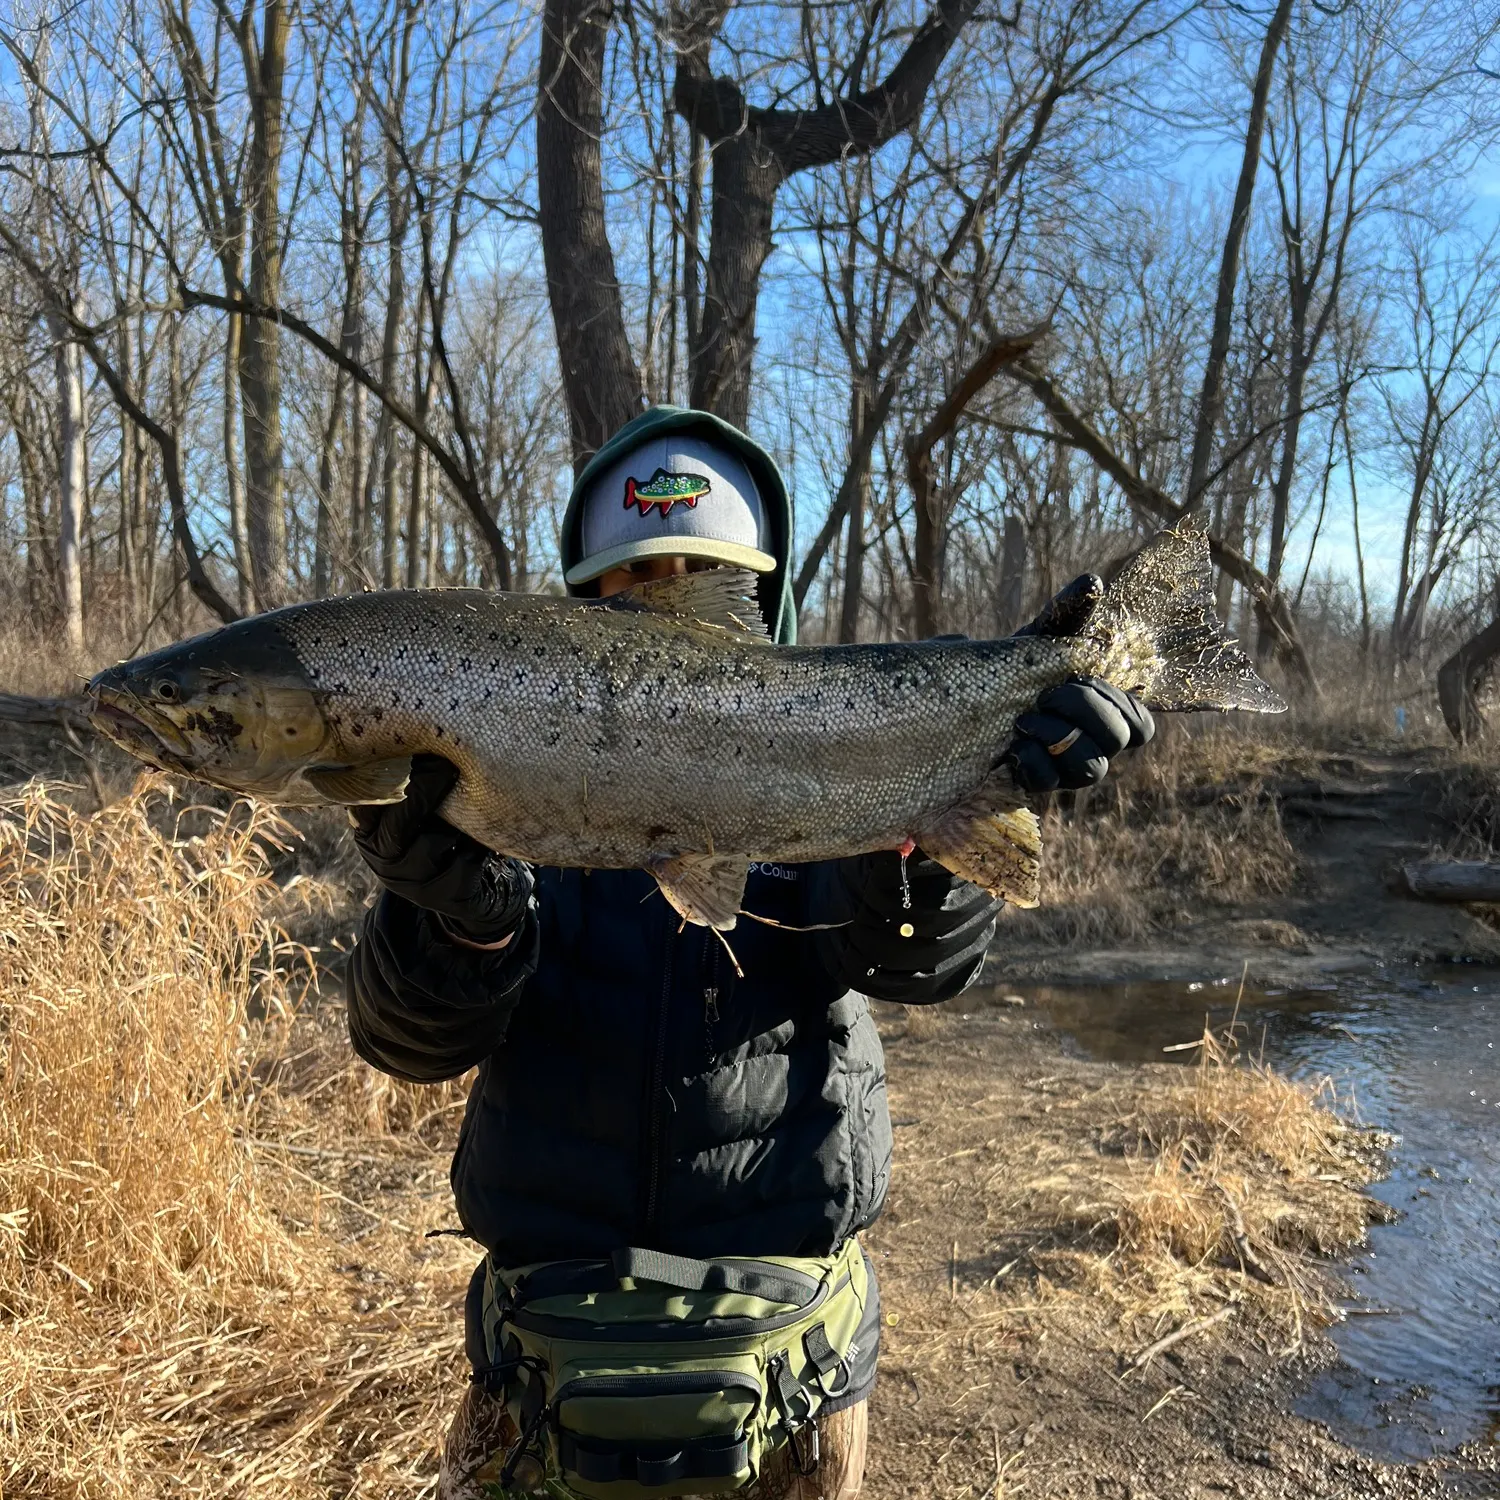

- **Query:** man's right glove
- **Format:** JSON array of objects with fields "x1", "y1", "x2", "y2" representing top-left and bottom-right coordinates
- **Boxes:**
[{"x1": 348, "y1": 754, "x2": 533, "y2": 945}]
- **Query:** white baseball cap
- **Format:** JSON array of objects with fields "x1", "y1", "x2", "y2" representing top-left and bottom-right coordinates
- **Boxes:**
[{"x1": 563, "y1": 432, "x2": 778, "y2": 587}]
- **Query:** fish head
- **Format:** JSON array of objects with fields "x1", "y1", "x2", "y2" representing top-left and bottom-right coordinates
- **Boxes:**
[{"x1": 87, "y1": 617, "x2": 332, "y2": 797}]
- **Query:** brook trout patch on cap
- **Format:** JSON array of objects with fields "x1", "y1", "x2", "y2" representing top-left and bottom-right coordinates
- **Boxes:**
[{"x1": 624, "y1": 468, "x2": 711, "y2": 516}]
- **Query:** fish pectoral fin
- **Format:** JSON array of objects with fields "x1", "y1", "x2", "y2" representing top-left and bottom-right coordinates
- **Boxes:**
[
  {"x1": 649, "y1": 852, "x2": 749, "y2": 931},
  {"x1": 918, "y1": 777, "x2": 1042, "y2": 908},
  {"x1": 608, "y1": 568, "x2": 771, "y2": 640},
  {"x1": 303, "y1": 756, "x2": 414, "y2": 805}
]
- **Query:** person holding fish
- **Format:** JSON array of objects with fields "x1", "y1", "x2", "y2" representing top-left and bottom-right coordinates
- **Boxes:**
[{"x1": 339, "y1": 408, "x2": 1158, "y2": 1499}]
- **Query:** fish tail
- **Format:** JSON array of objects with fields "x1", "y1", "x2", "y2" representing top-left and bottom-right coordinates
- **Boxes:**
[{"x1": 1100, "y1": 524, "x2": 1286, "y2": 714}]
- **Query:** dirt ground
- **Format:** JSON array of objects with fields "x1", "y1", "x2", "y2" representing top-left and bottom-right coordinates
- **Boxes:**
[{"x1": 860, "y1": 744, "x2": 1500, "y2": 1500}]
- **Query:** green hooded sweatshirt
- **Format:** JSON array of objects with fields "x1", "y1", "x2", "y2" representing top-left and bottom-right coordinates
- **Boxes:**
[{"x1": 559, "y1": 405, "x2": 799, "y2": 645}]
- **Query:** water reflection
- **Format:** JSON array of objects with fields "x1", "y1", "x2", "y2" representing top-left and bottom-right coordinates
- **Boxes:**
[{"x1": 975, "y1": 969, "x2": 1500, "y2": 1463}]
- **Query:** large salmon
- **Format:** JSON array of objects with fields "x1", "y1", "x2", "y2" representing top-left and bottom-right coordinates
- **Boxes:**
[{"x1": 87, "y1": 525, "x2": 1284, "y2": 929}]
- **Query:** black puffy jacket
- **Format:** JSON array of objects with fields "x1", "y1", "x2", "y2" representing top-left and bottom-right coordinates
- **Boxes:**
[{"x1": 347, "y1": 853, "x2": 993, "y2": 1263}]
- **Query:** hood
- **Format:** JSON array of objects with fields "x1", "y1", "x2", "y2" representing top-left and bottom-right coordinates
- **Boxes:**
[{"x1": 560, "y1": 405, "x2": 798, "y2": 645}]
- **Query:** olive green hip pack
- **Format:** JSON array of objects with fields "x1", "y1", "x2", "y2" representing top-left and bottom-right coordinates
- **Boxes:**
[{"x1": 475, "y1": 1236, "x2": 869, "y2": 1498}]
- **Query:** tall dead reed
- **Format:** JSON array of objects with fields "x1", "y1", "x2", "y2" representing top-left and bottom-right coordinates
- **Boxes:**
[{"x1": 0, "y1": 781, "x2": 300, "y2": 1307}]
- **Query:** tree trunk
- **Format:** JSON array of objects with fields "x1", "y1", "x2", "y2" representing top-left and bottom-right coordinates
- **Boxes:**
[
  {"x1": 691, "y1": 136, "x2": 781, "y2": 426},
  {"x1": 538, "y1": 0, "x2": 641, "y2": 464},
  {"x1": 51, "y1": 309, "x2": 86, "y2": 657},
  {"x1": 838, "y1": 382, "x2": 872, "y2": 643},
  {"x1": 1436, "y1": 615, "x2": 1500, "y2": 743},
  {"x1": 379, "y1": 161, "x2": 408, "y2": 589},
  {"x1": 1182, "y1": 0, "x2": 1295, "y2": 512},
  {"x1": 997, "y1": 513, "x2": 1026, "y2": 633},
  {"x1": 239, "y1": 0, "x2": 291, "y2": 608},
  {"x1": 223, "y1": 315, "x2": 254, "y2": 612}
]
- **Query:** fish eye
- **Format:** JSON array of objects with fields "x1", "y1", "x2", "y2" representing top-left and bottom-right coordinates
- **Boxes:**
[{"x1": 152, "y1": 678, "x2": 180, "y2": 703}]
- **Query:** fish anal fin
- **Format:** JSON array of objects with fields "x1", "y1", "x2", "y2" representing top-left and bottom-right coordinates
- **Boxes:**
[
  {"x1": 919, "y1": 785, "x2": 1042, "y2": 909},
  {"x1": 304, "y1": 756, "x2": 413, "y2": 804},
  {"x1": 609, "y1": 569, "x2": 771, "y2": 640},
  {"x1": 650, "y1": 852, "x2": 748, "y2": 930}
]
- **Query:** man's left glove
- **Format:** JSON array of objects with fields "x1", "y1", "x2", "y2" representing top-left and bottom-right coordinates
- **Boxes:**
[
  {"x1": 1008, "y1": 676, "x2": 1154, "y2": 795},
  {"x1": 816, "y1": 849, "x2": 1001, "y2": 1004},
  {"x1": 348, "y1": 754, "x2": 534, "y2": 944}
]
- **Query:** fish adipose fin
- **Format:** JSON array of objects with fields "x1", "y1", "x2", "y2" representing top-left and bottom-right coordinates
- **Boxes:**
[
  {"x1": 303, "y1": 756, "x2": 413, "y2": 804},
  {"x1": 649, "y1": 852, "x2": 749, "y2": 930},
  {"x1": 1096, "y1": 525, "x2": 1287, "y2": 714},
  {"x1": 609, "y1": 569, "x2": 771, "y2": 640},
  {"x1": 919, "y1": 775, "x2": 1042, "y2": 909}
]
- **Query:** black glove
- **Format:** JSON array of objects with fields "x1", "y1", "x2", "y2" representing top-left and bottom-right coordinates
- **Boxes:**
[
  {"x1": 348, "y1": 754, "x2": 534, "y2": 943},
  {"x1": 1009, "y1": 676, "x2": 1154, "y2": 795},
  {"x1": 816, "y1": 850, "x2": 1000, "y2": 1005}
]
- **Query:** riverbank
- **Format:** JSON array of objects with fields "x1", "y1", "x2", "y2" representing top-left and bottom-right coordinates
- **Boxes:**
[{"x1": 863, "y1": 995, "x2": 1498, "y2": 1499}]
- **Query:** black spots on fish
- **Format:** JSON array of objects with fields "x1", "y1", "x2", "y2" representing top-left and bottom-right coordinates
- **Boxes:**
[
  {"x1": 512, "y1": 668, "x2": 527, "y2": 685},
  {"x1": 350, "y1": 723, "x2": 364, "y2": 739},
  {"x1": 845, "y1": 697, "x2": 856, "y2": 711},
  {"x1": 448, "y1": 696, "x2": 461, "y2": 711},
  {"x1": 488, "y1": 630, "x2": 498, "y2": 642},
  {"x1": 284, "y1": 725, "x2": 297, "y2": 737},
  {"x1": 371, "y1": 707, "x2": 384, "y2": 723},
  {"x1": 413, "y1": 697, "x2": 424, "y2": 710},
  {"x1": 183, "y1": 706, "x2": 244, "y2": 748},
  {"x1": 665, "y1": 704, "x2": 679, "y2": 720},
  {"x1": 545, "y1": 729, "x2": 561, "y2": 747},
  {"x1": 548, "y1": 682, "x2": 562, "y2": 697},
  {"x1": 534, "y1": 646, "x2": 546, "y2": 659},
  {"x1": 427, "y1": 650, "x2": 440, "y2": 666},
  {"x1": 395, "y1": 645, "x2": 408, "y2": 660},
  {"x1": 459, "y1": 657, "x2": 472, "y2": 672},
  {"x1": 434, "y1": 726, "x2": 445, "y2": 739},
  {"x1": 647, "y1": 824, "x2": 669, "y2": 842}
]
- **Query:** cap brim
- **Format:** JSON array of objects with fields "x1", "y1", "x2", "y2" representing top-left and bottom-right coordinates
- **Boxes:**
[{"x1": 564, "y1": 535, "x2": 778, "y2": 586}]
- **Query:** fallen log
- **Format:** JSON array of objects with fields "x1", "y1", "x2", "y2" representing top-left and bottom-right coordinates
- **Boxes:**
[{"x1": 1404, "y1": 860, "x2": 1500, "y2": 903}]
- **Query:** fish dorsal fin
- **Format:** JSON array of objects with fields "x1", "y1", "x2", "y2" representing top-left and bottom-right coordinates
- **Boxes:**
[
  {"x1": 609, "y1": 569, "x2": 771, "y2": 641},
  {"x1": 304, "y1": 756, "x2": 413, "y2": 805},
  {"x1": 649, "y1": 851, "x2": 749, "y2": 930}
]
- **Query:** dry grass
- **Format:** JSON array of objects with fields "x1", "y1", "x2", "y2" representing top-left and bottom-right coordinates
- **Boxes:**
[
  {"x1": 0, "y1": 779, "x2": 475, "y2": 1498},
  {"x1": 1008, "y1": 721, "x2": 1305, "y2": 947},
  {"x1": 1011, "y1": 1018, "x2": 1382, "y2": 1345},
  {"x1": 0, "y1": 745, "x2": 1392, "y2": 1494}
]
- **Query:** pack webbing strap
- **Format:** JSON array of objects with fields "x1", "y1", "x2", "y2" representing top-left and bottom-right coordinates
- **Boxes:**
[
  {"x1": 559, "y1": 1431, "x2": 750, "y2": 1486},
  {"x1": 610, "y1": 1247, "x2": 815, "y2": 1307},
  {"x1": 802, "y1": 1322, "x2": 839, "y2": 1377}
]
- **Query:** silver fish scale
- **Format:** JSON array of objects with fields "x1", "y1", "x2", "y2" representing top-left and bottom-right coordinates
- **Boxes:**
[{"x1": 278, "y1": 589, "x2": 1083, "y2": 867}]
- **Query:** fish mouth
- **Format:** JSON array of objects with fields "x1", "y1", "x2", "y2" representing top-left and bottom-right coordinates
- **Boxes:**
[{"x1": 86, "y1": 690, "x2": 194, "y2": 772}]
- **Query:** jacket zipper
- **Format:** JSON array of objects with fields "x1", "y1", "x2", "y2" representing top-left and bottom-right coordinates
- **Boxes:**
[
  {"x1": 702, "y1": 929, "x2": 720, "y2": 1064},
  {"x1": 642, "y1": 927, "x2": 676, "y2": 1235}
]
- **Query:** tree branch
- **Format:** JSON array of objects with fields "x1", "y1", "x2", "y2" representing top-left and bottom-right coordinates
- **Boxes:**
[{"x1": 1004, "y1": 355, "x2": 1318, "y2": 692}]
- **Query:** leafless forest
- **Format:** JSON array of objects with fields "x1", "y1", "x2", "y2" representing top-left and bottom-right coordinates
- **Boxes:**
[{"x1": 0, "y1": 0, "x2": 1497, "y2": 723}]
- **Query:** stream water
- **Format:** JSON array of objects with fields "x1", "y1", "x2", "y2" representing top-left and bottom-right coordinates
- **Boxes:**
[{"x1": 986, "y1": 966, "x2": 1500, "y2": 1464}]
